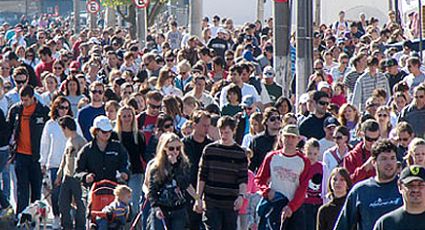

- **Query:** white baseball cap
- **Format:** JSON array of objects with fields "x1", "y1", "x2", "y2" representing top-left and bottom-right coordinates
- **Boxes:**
[
  {"x1": 263, "y1": 66, "x2": 275, "y2": 78},
  {"x1": 93, "y1": 115, "x2": 113, "y2": 132}
]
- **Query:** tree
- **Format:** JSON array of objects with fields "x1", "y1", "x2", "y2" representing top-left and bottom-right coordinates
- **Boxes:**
[{"x1": 101, "y1": 0, "x2": 171, "y2": 38}]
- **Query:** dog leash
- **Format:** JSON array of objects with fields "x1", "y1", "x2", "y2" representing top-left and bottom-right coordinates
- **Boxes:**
[{"x1": 129, "y1": 198, "x2": 149, "y2": 230}]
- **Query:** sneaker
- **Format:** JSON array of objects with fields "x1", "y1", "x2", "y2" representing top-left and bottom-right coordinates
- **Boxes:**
[{"x1": 52, "y1": 216, "x2": 61, "y2": 229}]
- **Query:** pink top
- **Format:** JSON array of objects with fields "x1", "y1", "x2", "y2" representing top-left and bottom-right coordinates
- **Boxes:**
[{"x1": 239, "y1": 170, "x2": 257, "y2": 214}]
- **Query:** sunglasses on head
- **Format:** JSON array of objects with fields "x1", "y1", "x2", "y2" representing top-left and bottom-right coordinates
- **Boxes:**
[
  {"x1": 365, "y1": 135, "x2": 379, "y2": 142},
  {"x1": 168, "y1": 146, "x2": 180, "y2": 152},
  {"x1": 91, "y1": 90, "x2": 103, "y2": 94}
]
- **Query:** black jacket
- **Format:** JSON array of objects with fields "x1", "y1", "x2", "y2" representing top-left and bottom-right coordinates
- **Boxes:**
[
  {"x1": 75, "y1": 139, "x2": 130, "y2": 185},
  {"x1": 7, "y1": 100, "x2": 50, "y2": 161},
  {"x1": 0, "y1": 109, "x2": 11, "y2": 148}
]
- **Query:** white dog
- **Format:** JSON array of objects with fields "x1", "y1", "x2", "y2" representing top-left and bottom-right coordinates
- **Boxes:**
[{"x1": 17, "y1": 200, "x2": 50, "y2": 230}]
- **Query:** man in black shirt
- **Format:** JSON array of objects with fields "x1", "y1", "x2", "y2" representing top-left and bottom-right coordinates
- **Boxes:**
[
  {"x1": 299, "y1": 91, "x2": 332, "y2": 139},
  {"x1": 207, "y1": 28, "x2": 229, "y2": 60},
  {"x1": 385, "y1": 58, "x2": 407, "y2": 94},
  {"x1": 183, "y1": 110, "x2": 213, "y2": 230},
  {"x1": 374, "y1": 165, "x2": 425, "y2": 230}
]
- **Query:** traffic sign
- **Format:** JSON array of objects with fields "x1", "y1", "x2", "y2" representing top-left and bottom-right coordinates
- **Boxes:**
[
  {"x1": 86, "y1": 0, "x2": 100, "y2": 14},
  {"x1": 133, "y1": 0, "x2": 150, "y2": 9}
]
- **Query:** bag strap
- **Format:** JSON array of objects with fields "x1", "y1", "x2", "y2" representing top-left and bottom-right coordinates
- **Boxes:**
[{"x1": 330, "y1": 148, "x2": 343, "y2": 166}]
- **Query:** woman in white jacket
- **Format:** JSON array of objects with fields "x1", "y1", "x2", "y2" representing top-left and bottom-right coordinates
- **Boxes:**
[{"x1": 39, "y1": 96, "x2": 74, "y2": 229}]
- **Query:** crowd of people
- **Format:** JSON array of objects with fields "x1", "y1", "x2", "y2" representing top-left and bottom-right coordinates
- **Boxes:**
[{"x1": 0, "y1": 7, "x2": 424, "y2": 230}]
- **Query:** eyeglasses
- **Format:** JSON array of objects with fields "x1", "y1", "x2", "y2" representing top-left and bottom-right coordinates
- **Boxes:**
[
  {"x1": 269, "y1": 115, "x2": 281, "y2": 122},
  {"x1": 318, "y1": 101, "x2": 329, "y2": 106},
  {"x1": 167, "y1": 146, "x2": 180, "y2": 152},
  {"x1": 365, "y1": 135, "x2": 379, "y2": 142},
  {"x1": 91, "y1": 90, "x2": 103, "y2": 95},
  {"x1": 314, "y1": 67, "x2": 323, "y2": 70},
  {"x1": 148, "y1": 103, "x2": 161, "y2": 110},
  {"x1": 415, "y1": 95, "x2": 425, "y2": 99},
  {"x1": 15, "y1": 79, "x2": 26, "y2": 85},
  {"x1": 58, "y1": 105, "x2": 69, "y2": 110},
  {"x1": 163, "y1": 123, "x2": 173, "y2": 129},
  {"x1": 377, "y1": 114, "x2": 388, "y2": 118},
  {"x1": 333, "y1": 135, "x2": 344, "y2": 140}
]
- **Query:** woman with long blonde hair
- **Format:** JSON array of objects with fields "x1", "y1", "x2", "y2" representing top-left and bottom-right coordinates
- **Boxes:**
[
  {"x1": 405, "y1": 137, "x2": 425, "y2": 167},
  {"x1": 115, "y1": 106, "x2": 147, "y2": 214},
  {"x1": 147, "y1": 133, "x2": 197, "y2": 229}
]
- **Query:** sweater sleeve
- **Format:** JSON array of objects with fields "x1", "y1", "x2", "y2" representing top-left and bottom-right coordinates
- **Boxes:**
[
  {"x1": 333, "y1": 189, "x2": 358, "y2": 230},
  {"x1": 343, "y1": 152, "x2": 368, "y2": 184},
  {"x1": 254, "y1": 151, "x2": 274, "y2": 198},
  {"x1": 198, "y1": 146, "x2": 210, "y2": 182},
  {"x1": 39, "y1": 122, "x2": 51, "y2": 167},
  {"x1": 287, "y1": 156, "x2": 311, "y2": 212}
]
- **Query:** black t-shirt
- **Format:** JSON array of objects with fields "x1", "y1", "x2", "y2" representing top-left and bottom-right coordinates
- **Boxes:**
[
  {"x1": 299, "y1": 113, "x2": 332, "y2": 139},
  {"x1": 207, "y1": 37, "x2": 228, "y2": 59},
  {"x1": 183, "y1": 135, "x2": 213, "y2": 187},
  {"x1": 120, "y1": 131, "x2": 146, "y2": 174},
  {"x1": 374, "y1": 207, "x2": 425, "y2": 230}
]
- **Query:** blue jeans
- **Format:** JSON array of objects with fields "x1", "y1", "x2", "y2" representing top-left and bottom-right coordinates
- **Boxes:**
[
  {"x1": 49, "y1": 168, "x2": 60, "y2": 216},
  {"x1": 128, "y1": 173, "x2": 143, "y2": 214},
  {"x1": 2, "y1": 163, "x2": 10, "y2": 200},
  {"x1": 202, "y1": 207, "x2": 238, "y2": 230},
  {"x1": 0, "y1": 149, "x2": 9, "y2": 208},
  {"x1": 148, "y1": 207, "x2": 187, "y2": 230},
  {"x1": 15, "y1": 153, "x2": 42, "y2": 214}
]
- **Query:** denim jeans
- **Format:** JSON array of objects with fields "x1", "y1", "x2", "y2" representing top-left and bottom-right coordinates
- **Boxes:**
[
  {"x1": 0, "y1": 149, "x2": 9, "y2": 208},
  {"x1": 15, "y1": 153, "x2": 42, "y2": 214},
  {"x1": 148, "y1": 207, "x2": 187, "y2": 230},
  {"x1": 128, "y1": 173, "x2": 143, "y2": 214},
  {"x1": 59, "y1": 176, "x2": 85, "y2": 230},
  {"x1": 203, "y1": 207, "x2": 238, "y2": 230},
  {"x1": 49, "y1": 168, "x2": 60, "y2": 216},
  {"x1": 2, "y1": 163, "x2": 10, "y2": 200}
]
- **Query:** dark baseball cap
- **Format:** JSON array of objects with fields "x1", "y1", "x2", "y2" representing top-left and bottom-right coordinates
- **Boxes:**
[
  {"x1": 323, "y1": 116, "x2": 340, "y2": 128},
  {"x1": 385, "y1": 58, "x2": 398, "y2": 67},
  {"x1": 400, "y1": 165, "x2": 425, "y2": 184}
]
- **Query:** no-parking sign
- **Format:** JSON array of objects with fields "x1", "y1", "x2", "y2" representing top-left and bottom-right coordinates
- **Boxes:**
[
  {"x1": 133, "y1": 0, "x2": 150, "y2": 9},
  {"x1": 86, "y1": 0, "x2": 100, "y2": 14}
]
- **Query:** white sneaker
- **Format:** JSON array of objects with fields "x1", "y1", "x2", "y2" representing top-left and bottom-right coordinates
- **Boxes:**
[{"x1": 52, "y1": 216, "x2": 61, "y2": 229}]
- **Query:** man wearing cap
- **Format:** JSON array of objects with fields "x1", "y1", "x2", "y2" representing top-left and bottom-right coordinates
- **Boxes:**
[
  {"x1": 384, "y1": 58, "x2": 407, "y2": 94},
  {"x1": 234, "y1": 94, "x2": 258, "y2": 145},
  {"x1": 318, "y1": 117, "x2": 339, "y2": 158},
  {"x1": 255, "y1": 124, "x2": 310, "y2": 229},
  {"x1": 262, "y1": 66, "x2": 282, "y2": 104},
  {"x1": 75, "y1": 115, "x2": 129, "y2": 186},
  {"x1": 207, "y1": 28, "x2": 229, "y2": 60},
  {"x1": 7, "y1": 85, "x2": 49, "y2": 214},
  {"x1": 299, "y1": 91, "x2": 332, "y2": 140},
  {"x1": 374, "y1": 165, "x2": 425, "y2": 230},
  {"x1": 335, "y1": 139, "x2": 402, "y2": 230}
]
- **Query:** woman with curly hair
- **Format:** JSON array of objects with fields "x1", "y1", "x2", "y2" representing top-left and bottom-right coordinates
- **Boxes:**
[{"x1": 337, "y1": 103, "x2": 360, "y2": 131}]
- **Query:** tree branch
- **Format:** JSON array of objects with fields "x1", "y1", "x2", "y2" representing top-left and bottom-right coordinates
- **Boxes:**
[{"x1": 116, "y1": 5, "x2": 131, "y2": 22}]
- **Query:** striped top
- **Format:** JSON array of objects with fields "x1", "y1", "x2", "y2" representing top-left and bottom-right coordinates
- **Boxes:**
[
  {"x1": 198, "y1": 142, "x2": 248, "y2": 210},
  {"x1": 351, "y1": 72, "x2": 390, "y2": 110}
]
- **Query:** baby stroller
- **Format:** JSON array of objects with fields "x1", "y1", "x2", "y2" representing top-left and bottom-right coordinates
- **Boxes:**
[{"x1": 87, "y1": 179, "x2": 120, "y2": 230}]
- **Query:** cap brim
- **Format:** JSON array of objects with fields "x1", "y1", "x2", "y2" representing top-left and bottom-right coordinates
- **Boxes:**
[
  {"x1": 99, "y1": 126, "x2": 113, "y2": 132},
  {"x1": 401, "y1": 177, "x2": 425, "y2": 184},
  {"x1": 281, "y1": 132, "x2": 299, "y2": 137}
]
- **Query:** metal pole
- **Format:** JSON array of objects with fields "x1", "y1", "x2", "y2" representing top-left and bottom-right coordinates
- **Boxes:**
[
  {"x1": 314, "y1": 0, "x2": 321, "y2": 27},
  {"x1": 395, "y1": 0, "x2": 400, "y2": 24},
  {"x1": 73, "y1": 0, "x2": 80, "y2": 33},
  {"x1": 273, "y1": 0, "x2": 292, "y2": 97},
  {"x1": 296, "y1": 0, "x2": 313, "y2": 104},
  {"x1": 189, "y1": 0, "x2": 203, "y2": 38},
  {"x1": 419, "y1": 0, "x2": 423, "y2": 61},
  {"x1": 136, "y1": 7, "x2": 147, "y2": 48},
  {"x1": 257, "y1": 0, "x2": 265, "y2": 23}
]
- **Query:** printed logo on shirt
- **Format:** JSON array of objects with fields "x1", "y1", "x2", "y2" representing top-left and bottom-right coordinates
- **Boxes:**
[
  {"x1": 369, "y1": 197, "x2": 402, "y2": 208},
  {"x1": 273, "y1": 166, "x2": 299, "y2": 183},
  {"x1": 36, "y1": 117, "x2": 44, "y2": 124},
  {"x1": 106, "y1": 151, "x2": 119, "y2": 156}
]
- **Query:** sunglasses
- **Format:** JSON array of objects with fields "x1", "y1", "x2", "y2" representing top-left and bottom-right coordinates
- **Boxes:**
[
  {"x1": 180, "y1": 72, "x2": 187, "y2": 75},
  {"x1": 245, "y1": 107, "x2": 253, "y2": 111},
  {"x1": 166, "y1": 58, "x2": 174, "y2": 62},
  {"x1": 333, "y1": 135, "x2": 344, "y2": 140},
  {"x1": 54, "y1": 67, "x2": 63, "y2": 70},
  {"x1": 58, "y1": 105, "x2": 69, "y2": 110},
  {"x1": 365, "y1": 135, "x2": 379, "y2": 142},
  {"x1": 149, "y1": 103, "x2": 161, "y2": 110},
  {"x1": 377, "y1": 114, "x2": 388, "y2": 118},
  {"x1": 318, "y1": 101, "x2": 329, "y2": 106},
  {"x1": 269, "y1": 115, "x2": 281, "y2": 122},
  {"x1": 91, "y1": 90, "x2": 103, "y2": 94},
  {"x1": 100, "y1": 130, "x2": 112, "y2": 134},
  {"x1": 15, "y1": 79, "x2": 26, "y2": 85},
  {"x1": 415, "y1": 95, "x2": 425, "y2": 99},
  {"x1": 167, "y1": 146, "x2": 180, "y2": 152},
  {"x1": 399, "y1": 137, "x2": 410, "y2": 142},
  {"x1": 163, "y1": 123, "x2": 173, "y2": 129}
]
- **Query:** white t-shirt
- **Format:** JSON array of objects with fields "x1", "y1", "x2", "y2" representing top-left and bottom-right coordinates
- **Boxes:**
[{"x1": 219, "y1": 83, "x2": 261, "y2": 108}]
